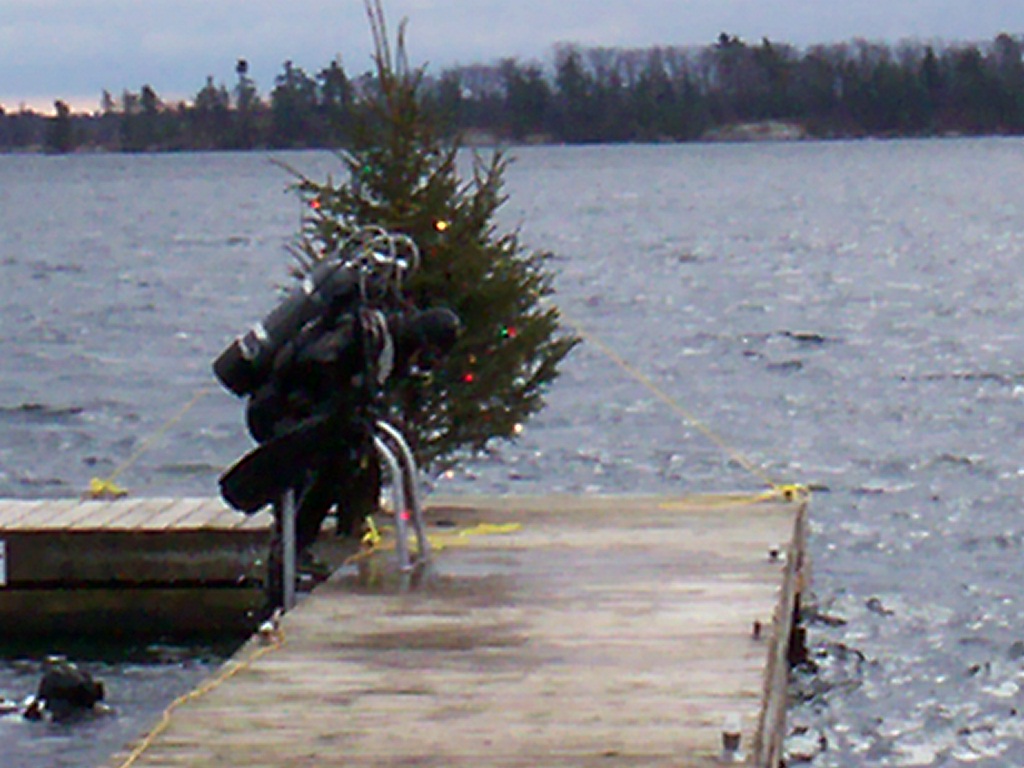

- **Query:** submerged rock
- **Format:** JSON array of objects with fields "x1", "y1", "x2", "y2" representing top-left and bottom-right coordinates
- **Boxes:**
[{"x1": 786, "y1": 725, "x2": 828, "y2": 763}]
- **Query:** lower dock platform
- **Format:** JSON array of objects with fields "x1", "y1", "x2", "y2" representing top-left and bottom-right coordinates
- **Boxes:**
[
  {"x1": 110, "y1": 492, "x2": 808, "y2": 767},
  {"x1": 0, "y1": 497, "x2": 272, "y2": 639}
]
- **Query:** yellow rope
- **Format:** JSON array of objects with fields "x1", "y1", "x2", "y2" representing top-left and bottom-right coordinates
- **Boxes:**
[
  {"x1": 457, "y1": 522, "x2": 522, "y2": 537},
  {"x1": 564, "y1": 313, "x2": 804, "y2": 498},
  {"x1": 754, "y1": 483, "x2": 811, "y2": 503},
  {"x1": 658, "y1": 485, "x2": 811, "y2": 511},
  {"x1": 86, "y1": 387, "x2": 212, "y2": 499},
  {"x1": 115, "y1": 629, "x2": 285, "y2": 767},
  {"x1": 345, "y1": 520, "x2": 524, "y2": 566}
]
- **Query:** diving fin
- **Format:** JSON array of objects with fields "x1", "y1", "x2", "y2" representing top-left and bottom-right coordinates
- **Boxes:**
[{"x1": 219, "y1": 417, "x2": 334, "y2": 513}]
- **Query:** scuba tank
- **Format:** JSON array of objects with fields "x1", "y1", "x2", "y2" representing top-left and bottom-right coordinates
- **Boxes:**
[{"x1": 212, "y1": 259, "x2": 361, "y2": 396}]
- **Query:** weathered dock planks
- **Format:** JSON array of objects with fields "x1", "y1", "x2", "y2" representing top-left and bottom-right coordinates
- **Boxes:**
[
  {"x1": 111, "y1": 493, "x2": 808, "y2": 767},
  {"x1": 0, "y1": 497, "x2": 273, "y2": 640}
]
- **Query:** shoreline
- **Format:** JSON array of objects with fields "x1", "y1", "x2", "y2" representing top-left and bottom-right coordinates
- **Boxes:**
[{"x1": 0, "y1": 124, "x2": 1017, "y2": 157}]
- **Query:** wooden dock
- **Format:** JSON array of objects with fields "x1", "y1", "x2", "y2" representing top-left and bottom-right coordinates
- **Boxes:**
[
  {"x1": 0, "y1": 497, "x2": 272, "y2": 640},
  {"x1": 110, "y1": 492, "x2": 808, "y2": 767}
]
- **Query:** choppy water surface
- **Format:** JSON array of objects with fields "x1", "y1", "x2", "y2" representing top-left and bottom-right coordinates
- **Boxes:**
[{"x1": 2, "y1": 139, "x2": 1024, "y2": 765}]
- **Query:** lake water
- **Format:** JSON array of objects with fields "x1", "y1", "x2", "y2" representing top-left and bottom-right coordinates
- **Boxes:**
[{"x1": 2, "y1": 138, "x2": 1024, "y2": 766}]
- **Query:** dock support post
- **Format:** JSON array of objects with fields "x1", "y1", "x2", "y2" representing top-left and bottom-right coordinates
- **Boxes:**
[{"x1": 281, "y1": 488, "x2": 297, "y2": 612}]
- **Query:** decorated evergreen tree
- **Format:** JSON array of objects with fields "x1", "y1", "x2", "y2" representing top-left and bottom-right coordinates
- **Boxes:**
[{"x1": 288, "y1": 0, "x2": 577, "y2": 470}]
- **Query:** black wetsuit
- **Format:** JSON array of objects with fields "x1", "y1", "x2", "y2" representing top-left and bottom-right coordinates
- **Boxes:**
[
  {"x1": 216, "y1": 277, "x2": 460, "y2": 605},
  {"x1": 246, "y1": 309, "x2": 384, "y2": 555}
]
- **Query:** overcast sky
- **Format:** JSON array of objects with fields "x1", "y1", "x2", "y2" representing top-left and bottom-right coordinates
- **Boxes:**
[{"x1": 3, "y1": 0, "x2": 1024, "y2": 112}]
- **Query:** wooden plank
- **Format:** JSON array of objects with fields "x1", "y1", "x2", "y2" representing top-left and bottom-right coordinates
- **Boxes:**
[
  {"x1": 0, "y1": 500, "x2": 48, "y2": 527},
  {"x1": 45, "y1": 499, "x2": 130, "y2": 529},
  {"x1": 196, "y1": 500, "x2": 249, "y2": 529},
  {"x1": 60, "y1": 498, "x2": 151, "y2": 530},
  {"x1": 35, "y1": 498, "x2": 273, "y2": 533},
  {"x1": 119, "y1": 498, "x2": 201, "y2": 530},
  {"x1": 111, "y1": 494, "x2": 807, "y2": 768},
  {"x1": 7, "y1": 497, "x2": 276, "y2": 532},
  {"x1": 2, "y1": 498, "x2": 81, "y2": 529},
  {"x1": 20, "y1": 498, "x2": 169, "y2": 530},
  {"x1": 102, "y1": 498, "x2": 179, "y2": 529},
  {"x1": 754, "y1": 488, "x2": 809, "y2": 767},
  {"x1": 111, "y1": 497, "x2": 205, "y2": 530},
  {"x1": 0, "y1": 500, "x2": 19, "y2": 526},
  {"x1": 238, "y1": 510, "x2": 275, "y2": 530},
  {"x1": 0, "y1": 498, "x2": 259, "y2": 532},
  {"x1": 172, "y1": 498, "x2": 238, "y2": 529}
]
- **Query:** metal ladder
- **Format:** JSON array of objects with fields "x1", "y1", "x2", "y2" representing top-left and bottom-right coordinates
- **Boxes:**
[
  {"x1": 277, "y1": 419, "x2": 430, "y2": 611},
  {"x1": 372, "y1": 420, "x2": 431, "y2": 572}
]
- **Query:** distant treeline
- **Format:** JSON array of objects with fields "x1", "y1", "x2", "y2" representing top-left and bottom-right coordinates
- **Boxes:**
[{"x1": 3, "y1": 32, "x2": 1024, "y2": 153}]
